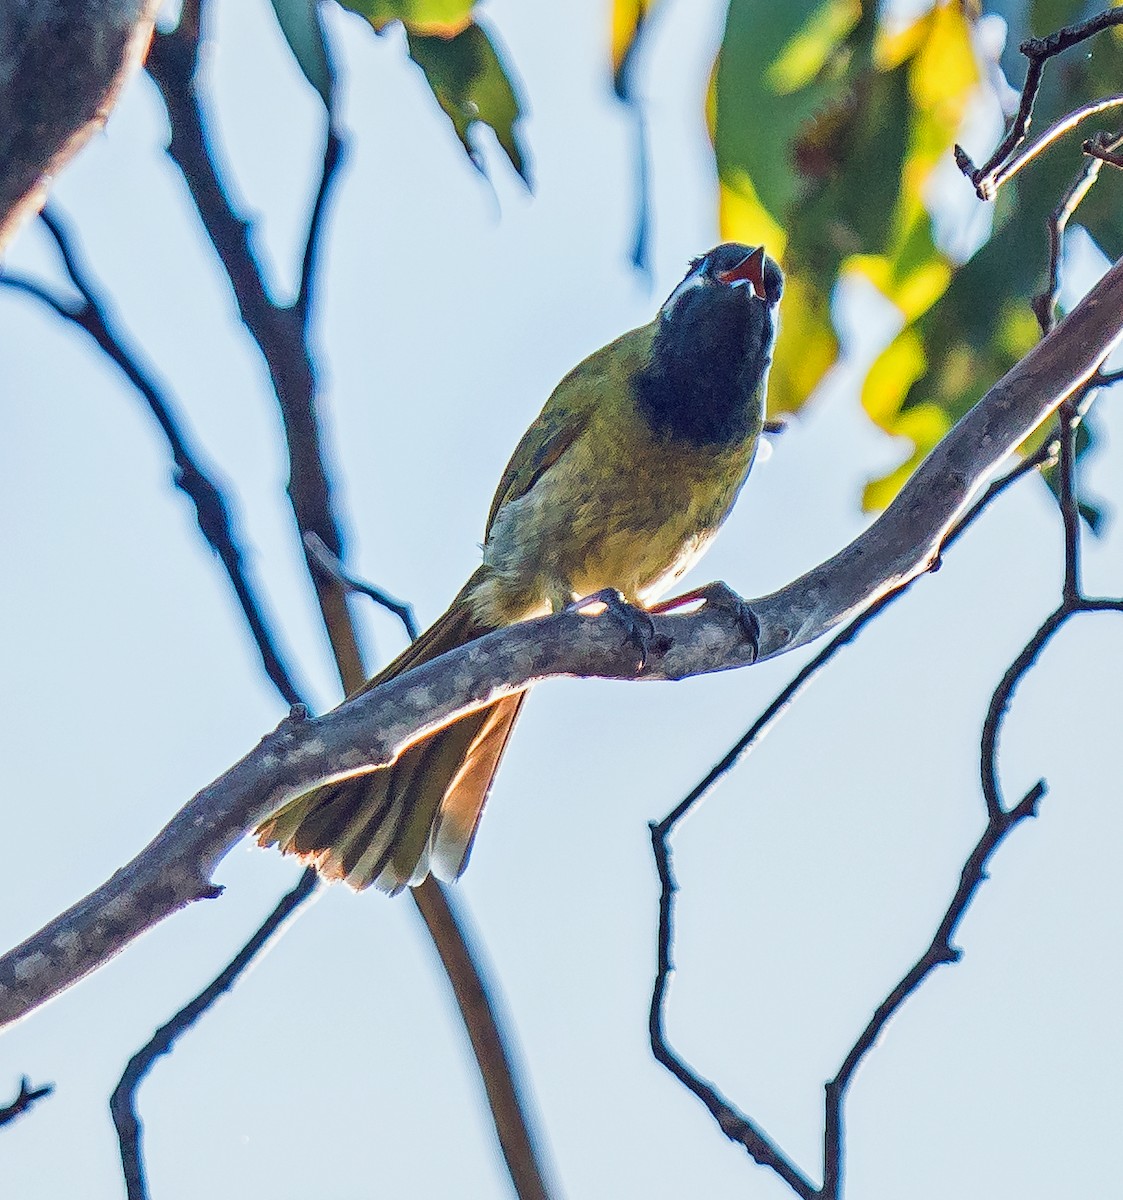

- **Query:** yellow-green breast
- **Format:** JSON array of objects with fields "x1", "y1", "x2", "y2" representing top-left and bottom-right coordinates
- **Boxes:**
[{"x1": 469, "y1": 321, "x2": 762, "y2": 627}]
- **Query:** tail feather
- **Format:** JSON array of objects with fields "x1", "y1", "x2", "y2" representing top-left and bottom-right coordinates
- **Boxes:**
[
  {"x1": 255, "y1": 567, "x2": 525, "y2": 891},
  {"x1": 430, "y1": 692, "x2": 525, "y2": 879}
]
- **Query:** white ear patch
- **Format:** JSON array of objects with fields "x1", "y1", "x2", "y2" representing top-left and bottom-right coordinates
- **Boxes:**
[{"x1": 661, "y1": 270, "x2": 706, "y2": 320}]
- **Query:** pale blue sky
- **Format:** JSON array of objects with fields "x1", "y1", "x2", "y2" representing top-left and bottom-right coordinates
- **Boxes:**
[{"x1": 2, "y1": 3, "x2": 1121, "y2": 1198}]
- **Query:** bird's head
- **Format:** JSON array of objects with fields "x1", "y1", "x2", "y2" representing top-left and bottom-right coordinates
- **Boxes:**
[
  {"x1": 662, "y1": 244, "x2": 783, "y2": 320},
  {"x1": 637, "y1": 244, "x2": 784, "y2": 447}
]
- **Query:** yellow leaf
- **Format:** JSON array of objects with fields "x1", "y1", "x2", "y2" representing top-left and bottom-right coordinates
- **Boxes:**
[
  {"x1": 875, "y1": 6, "x2": 932, "y2": 71},
  {"x1": 355, "y1": 0, "x2": 475, "y2": 37},
  {"x1": 847, "y1": 253, "x2": 892, "y2": 295},
  {"x1": 892, "y1": 401, "x2": 952, "y2": 447},
  {"x1": 718, "y1": 169, "x2": 787, "y2": 257},
  {"x1": 863, "y1": 455, "x2": 918, "y2": 510},
  {"x1": 892, "y1": 257, "x2": 951, "y2": 321},
  {"x1": 861, "y1": 327, "x2": 926, "y2": 425},
  {"x1": 862, "y1": 403, "x2": 951, "y2": 509},
  {"x1": 768, "y1": 273, "x2": 837, "y2": 415},
  {"x1": 846, "y1": 253, "x2": 950, "y2": 324},
  {"x1": 910, "y1": 2, "x2": 978, "y2": 116},
  {"x1": 611, "y1": 0, "x2": 653, "y2": 77},
  {"x1": 997, "y1": 301, "x2": 1041, "y2": 359}
]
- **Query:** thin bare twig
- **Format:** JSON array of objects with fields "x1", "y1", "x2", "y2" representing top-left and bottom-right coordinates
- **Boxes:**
[
  {"x1": 145, "y1": 10, "x2": 366, "y2": 689},
  {"x1": 296, "y1": 126, "x2": 345, "y2": 330},
  {"x1": 649, "y1": 440, "x2": 1057, "y2": 1195},
  {"x1": 0, "y1": 1077, "x2": 54, "y2": 1129},
  {"x1": 0, "y1": 207, "x2": 305, "y2": 708},
  {"x1": 980, "y1": 388, "x2": 1123, "y2": 832},
  {"x1": 820, "y1": 782, "x2": 1043, "y2": 1198},
  {"x1": 112, "y1": 869, "x2": 318, "y2": 1200},
  {"x1": 304, "y1": 531, "x2": 420, "y2": 642},
  {"x1": 1082, "y1": 138, "x2": 1123, "y2": 168},
  {"x1": 990, "y1": 94, "x2": 1123, "y2": 191},
  {"x1": 412, "y1": 882, "x2": 554, "y2": 1200},
  {"x1": 144, "y1": 9, "x2": 555, "y2": 1197},
  {"x1": 612, "y1": 3, "x2": 664, "y2": 274},
  {"x1": 1031, "y1": 132, "x2": 1121, "y2": 334},
  {"x1": 956, "y1": 6, "x2": 1123, "y2": 200},
  {"x1": 3, "y1": 213, "x2": 330, "y2": 1198}
]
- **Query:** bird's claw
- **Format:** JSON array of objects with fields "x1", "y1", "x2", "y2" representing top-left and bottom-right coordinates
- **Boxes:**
[
  {"x1": 651, "y1": 581, "x2": 759, "y2": 663},
  {"x1": 568, "y1": 588, "x2": 656, "y2": 670}
]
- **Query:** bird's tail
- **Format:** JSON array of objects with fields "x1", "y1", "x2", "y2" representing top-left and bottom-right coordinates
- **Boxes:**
[{"x1": 255, "y1": 568, "x2": 525, "y2": 892}]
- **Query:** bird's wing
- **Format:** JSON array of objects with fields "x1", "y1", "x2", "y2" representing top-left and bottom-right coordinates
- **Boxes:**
[
  {"x1": 484, "y1": 326, "x2": 653, "y2": 537},
  {"x1": 485, "y1": 388, "x2": 594, "y2": 537}
]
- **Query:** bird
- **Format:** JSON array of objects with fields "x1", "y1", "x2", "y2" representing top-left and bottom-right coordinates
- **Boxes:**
[{"x1": 256, "y1": 243, "x2": 783, "y2": 893}]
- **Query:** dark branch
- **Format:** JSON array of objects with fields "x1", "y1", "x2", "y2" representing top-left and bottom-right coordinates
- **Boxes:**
[
  {"x1": 0, "y1": 1077, "x2": 54, "y2": 1129},
  {"x1": 821, "y1": 783, "x2": 1044, "y2": 1198},
  {"x1": 990, "y1": 95, "x2": 1123, "y2": 192},
  {"x1": 0, "y1": 207, "x2": 305, "y2": 708},
  {"x1": 304, "y1": 532, "x2": 420, "y2": 642},
  {"x1": 955, "y1": 7, "x2": 1123, "y2": 200},
  {"x1": 145, "y1": 8, "x2": 366, "y2": 689},
  {"x1": 111, "y1": 869, "x2": 318, "y2": 1200},
  {"x1": 648, "y1": 441, "x2": 1055, "y2": 1195},
  {"x1": 412, "y1": 883, "x2": 556, "y2": 1200},
  {"x1": 1082, "y1": 137, "x2": 1123, "y2": 168},
  {"x1": 296, "y1": 126, "x2": 346, "y2": 330},
  {"x1": 4, "y1": 239, "x2": 1122, "y2": 1029},
  {"x1": 143, "y1": 12, "x2": 556, "y2": 1196},
  {"x1": 980, "y1": 384, "x2": 1123, "y2": 828},
  {"x1": 648, "y1": 822, "x2": 817, "y2": 1198},
  {"x1": 826, "y1": 396, "x2": 1123, "y2": 1196},
  {"x1": 1031, "y1": 134, "x2": 1120, "y2": 334}
]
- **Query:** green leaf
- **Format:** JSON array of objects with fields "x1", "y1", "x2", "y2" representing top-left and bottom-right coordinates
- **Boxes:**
[
  {"x1": 712, "y1": 0, "x2": 887, "y2": 414},
  {"x1": 337, "y1": 0, "x2": 528, "y2": 182},
  {"x1": 1029, "y1": 0, "x2": 1089, "y2": 38},
  {"x1": 405, "y1": 20, "x2": 529, "y2": 182},
  {"x1": 270, "y1": 0, "x2": 334, "y2": 108},
  {"x1": 715, "y1": 0, "x2": 863, "y2": 220}
]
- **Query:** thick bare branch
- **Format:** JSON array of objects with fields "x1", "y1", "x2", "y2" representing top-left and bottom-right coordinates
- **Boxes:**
[
  {"x1": 0, "y1": 0, "x2": 161, "y2": 252},
  {"x1": 752, "y1": 252, "x2": 1123, "y2": 659},
  {"x1": 1, "y1": 249, "x2": 1120, "y2": 1034}
]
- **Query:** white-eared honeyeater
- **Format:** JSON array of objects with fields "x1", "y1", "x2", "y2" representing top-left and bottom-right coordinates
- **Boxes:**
[{"x1": 257, "y1": 243, "x2": 783, "y2": 891}]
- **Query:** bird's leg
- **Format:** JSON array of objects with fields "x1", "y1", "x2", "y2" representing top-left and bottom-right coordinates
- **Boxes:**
[
  {"x1": 566, "y1": 588, "x2": 656, "y2": 670},
  {"x1": 649, "y1": 581, "x2": 760, "y2": 662}
]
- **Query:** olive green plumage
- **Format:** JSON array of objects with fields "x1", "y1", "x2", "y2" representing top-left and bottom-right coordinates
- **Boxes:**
[{"x1": 256, "y1": 243, "x2": 783, "y2": 891}]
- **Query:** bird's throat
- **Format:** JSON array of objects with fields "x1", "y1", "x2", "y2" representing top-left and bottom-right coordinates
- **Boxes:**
[{"x1": 633, "y1": 293, "x2": 772, "y2": 449}]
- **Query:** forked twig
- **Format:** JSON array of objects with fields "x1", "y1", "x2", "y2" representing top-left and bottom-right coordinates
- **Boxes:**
[
  {"x1": 649, "y1": 440, "x2": 1057, "y2": 1196},
  {"x1": 112, "y1": 870, "x2": 318, "y2": 1200},
  {"x1": 0, "y1": 1077, "x2": 54, "y2": 1129},
  {"x1": 0, "y1": 208, "x2": 306, "y2": 708},
  {"x1": 143, "y1": 8, "x2": 555, "y2": 1197},
  {"x1": 956, "y1": 7, "x2": 1123, "y2": 199}
]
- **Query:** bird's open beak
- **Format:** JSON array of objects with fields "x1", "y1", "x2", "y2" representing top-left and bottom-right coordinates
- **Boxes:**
[{"x1": 716, "y1": 246, "x2": 766, "y2": 299}]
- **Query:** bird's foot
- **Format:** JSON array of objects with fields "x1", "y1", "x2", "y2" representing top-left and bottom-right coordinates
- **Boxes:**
[
  {"x1": 650, "y1": 581, "x2": 760, "y2": 663},
  {"x1": 568, "y1": 588, "x2": 656, "y2": 670}
]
